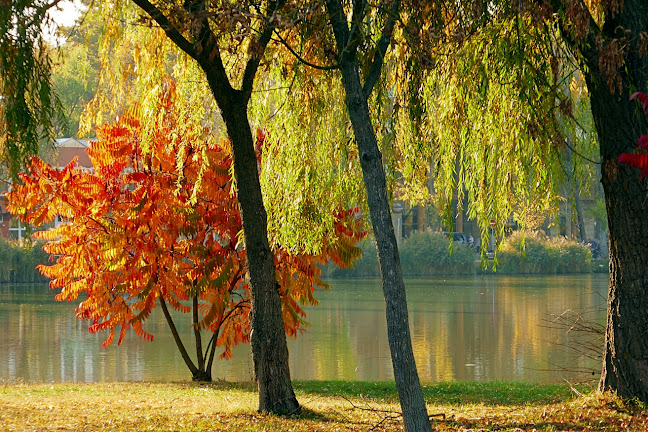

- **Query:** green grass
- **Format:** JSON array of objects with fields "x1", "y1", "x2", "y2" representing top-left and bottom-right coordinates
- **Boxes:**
[
  {"x1": 423, "y1": 381, "x2": 585, "y2": 405},
  {"x1": 294, "y1": 380, "x2": 588, "y2": 405},
  {"x1": 1, "y1": 380, "x2": 645, "y2": 431}
]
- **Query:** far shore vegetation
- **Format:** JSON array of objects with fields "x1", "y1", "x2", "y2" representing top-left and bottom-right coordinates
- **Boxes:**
[
  {"x1": 3, "y1": 229, "x2": 604, "y2": 284},
  {"x1": 1, "y1": 381, "x2": 645, "y2": 431},
  {"x1": 324, "y1": 230, "x2": 601, "y2": 278}
]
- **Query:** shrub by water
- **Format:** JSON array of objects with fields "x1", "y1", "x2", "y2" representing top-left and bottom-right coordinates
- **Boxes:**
[{"x1": 497, "y1": 231, "x2": 591, "y2": 274}]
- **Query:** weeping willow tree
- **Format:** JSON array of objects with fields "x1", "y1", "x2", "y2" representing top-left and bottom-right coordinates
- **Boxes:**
[
  {"x1": 387, "y1": 3, "x2": 598, "y2": 255},
  {"x1": 569, "y1": 0, "x2": 648, "y2": 403},
  {"x1": 324, "y1": 1, "x2": 435, "y2": 429},
  {"x1": 0, "y1": 0, "x2": 64, "y2": 177},
  {"x1": 253, "y1": 2, "x2": 437, "y2": 429},
  {"x1": 391, "y1": 0, "x2": 648, "y2": 404}
]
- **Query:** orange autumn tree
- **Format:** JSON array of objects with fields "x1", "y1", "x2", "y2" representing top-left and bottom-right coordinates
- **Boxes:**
[{"x1": 7, "y1": 81, "x2": 365, "y2": 382}]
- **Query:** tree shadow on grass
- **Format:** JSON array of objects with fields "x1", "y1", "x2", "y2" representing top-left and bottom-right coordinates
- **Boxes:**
[
  {"x1": 294, "y1": 407, "x2": 330, "y2": 421},
  {"x1": 179, "y1": 381, "x2": 334, "y2": 420},
  {"x1": 178, "y1": 380, "x2": 258, "y2": 392}
]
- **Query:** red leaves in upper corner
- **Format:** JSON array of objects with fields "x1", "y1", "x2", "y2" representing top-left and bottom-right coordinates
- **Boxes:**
[
  {"x1": 618, "y1": 153, "x2": 648, "y2": 178},
  {"x1": 618, "y1": 92, "x2": 648, "y2": 177}
]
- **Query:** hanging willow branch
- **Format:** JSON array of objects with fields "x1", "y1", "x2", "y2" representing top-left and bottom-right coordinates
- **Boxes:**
[{"x1": 0, "y1": 0, "x2": 65, "y2": 178}]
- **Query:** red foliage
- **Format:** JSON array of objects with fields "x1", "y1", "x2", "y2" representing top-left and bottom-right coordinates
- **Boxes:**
[
  {"x1": 7, "y1": 80, "x2": 366, "y2": 359},
  {"x1": 618, "y1": 92, "x2": 648, "y2": 178},
  {"x1": 631, "y1": 91, "x2": 648, "y2": 115}
]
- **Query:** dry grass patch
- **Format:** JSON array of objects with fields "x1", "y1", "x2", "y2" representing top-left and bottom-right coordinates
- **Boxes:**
[{"x1": 0, "y1": 382, "x2": 646, "y2": 431}]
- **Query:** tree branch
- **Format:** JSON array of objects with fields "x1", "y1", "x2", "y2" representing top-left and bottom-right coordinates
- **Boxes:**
[
  {"x1": 346, "y1": 0, "x2": 367, "y2": 57},
  {"x1": 23, "y1": 0, "x2": 65, "y2": 28},
  {"x1": 362, "y1": 0, "x2": 400, "y2": 98},
  {"x1": 134, "y1": 0, "x2": 234, "y2": 103},
  {"x1": 273, "y1": 31, "x2": 339, "y2": 71},
  {"x1": 241, "y1": 0, "x2": 287, "y2": 101},
  {"x1": 205, "y1": 331, "x2": 218, "y2": 370},
  {"x1": 325, "y1": 0, "x2": 353, "y2": 64},
  {"x1": 131, "y1": 0, "x2": 197, "y2": 60},
  {"x1": 159, "y1": 295, "x2": 199, "y2": 375},
  {"x1": 542, "y1": 0, "x2": 601, "y2": 65},
  {"x1": 203, "y1": 268, "x2": 245, "y2": 369},
  {"x1": 192, "y1": 293, "x2": 205, "y2": 372}
]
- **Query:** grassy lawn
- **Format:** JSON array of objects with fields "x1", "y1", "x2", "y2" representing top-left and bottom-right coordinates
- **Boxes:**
[{"x1": 1, "y1": 380, "x2": 646, "y2": 431}]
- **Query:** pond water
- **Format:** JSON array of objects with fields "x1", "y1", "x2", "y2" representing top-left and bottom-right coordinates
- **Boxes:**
[{"x1": 0, "y1": 274, "x2": 608, "y2": 384}]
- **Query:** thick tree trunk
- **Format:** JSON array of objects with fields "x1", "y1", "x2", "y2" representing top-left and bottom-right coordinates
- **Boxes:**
[
  {"x1": 205, "y1": 83, "x2": 299, "y2": 414},
  {"x1": 598, "y1": 159, "x2": 648, "y2": 402},
  {"x1": 590, "y1": 93, "x2": 648, "y2": 402},
  {"x1": 578, "y1": 0, "x2": 648, "y2": 403}
]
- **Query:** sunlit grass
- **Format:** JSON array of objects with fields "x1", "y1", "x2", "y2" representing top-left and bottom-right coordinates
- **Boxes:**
[{"x1": 1, "y1": 381, "x2": 646, "y2": 431}]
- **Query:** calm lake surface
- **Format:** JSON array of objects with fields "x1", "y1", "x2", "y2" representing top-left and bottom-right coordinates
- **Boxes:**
[{"x1": 0, "y1": 275, "x2": 608, "y2": 383}]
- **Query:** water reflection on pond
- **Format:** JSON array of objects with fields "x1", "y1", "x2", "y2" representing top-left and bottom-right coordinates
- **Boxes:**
[{"x1": 0, "y1": 275, "x2": 607, "y2": 383}]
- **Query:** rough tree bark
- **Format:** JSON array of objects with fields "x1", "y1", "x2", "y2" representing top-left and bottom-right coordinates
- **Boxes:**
[
  {"x1": 213, "y1": 96, "x2": 299, "y2": 414},
  {"x1": 574, "y1": 0, "x2": 648, "y2": 403},
  {"x1": 341, "y1": 78, "x2": 432, "y2": 430},
  {"x1": 131, "y1": 0, "x2": 300, "y2": 413},
  {"x1": 325, "y1": 1, "x2": 431, "y2": 430}
]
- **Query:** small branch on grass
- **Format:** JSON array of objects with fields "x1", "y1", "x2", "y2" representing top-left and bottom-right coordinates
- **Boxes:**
[
  {"x1": 339, "y1": 395, "x2": 446, "y2": 430},
  {"x1": 564, "y1": 379, "x2": 585, "y2": 397},
  {"x1": 340, "y1": 395, "x2": 400, "y2": 416},
  {"x1": 369, "y1": 414, "x2": 401, "y2": 431},
  {"x1": 339, "y1": 395, "x2": 401, "y2": 430}
]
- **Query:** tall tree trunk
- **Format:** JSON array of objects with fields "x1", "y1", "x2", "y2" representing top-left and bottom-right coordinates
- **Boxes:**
[
  {"x1": 325, "y1": 2, "x2": 431, "y2": 430},
  {"x1": 342, "y1": 68, "x2": 431, "y2": 431},
  {"x1": 577, "y1": 0, "x2": 648, "y2": 403},
  {"x1": 417, "y1": 205, "x2": 425, "y2": 232},
  {"x1": 209, "y1": 88, "x2": 299, "y2": 414}
]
